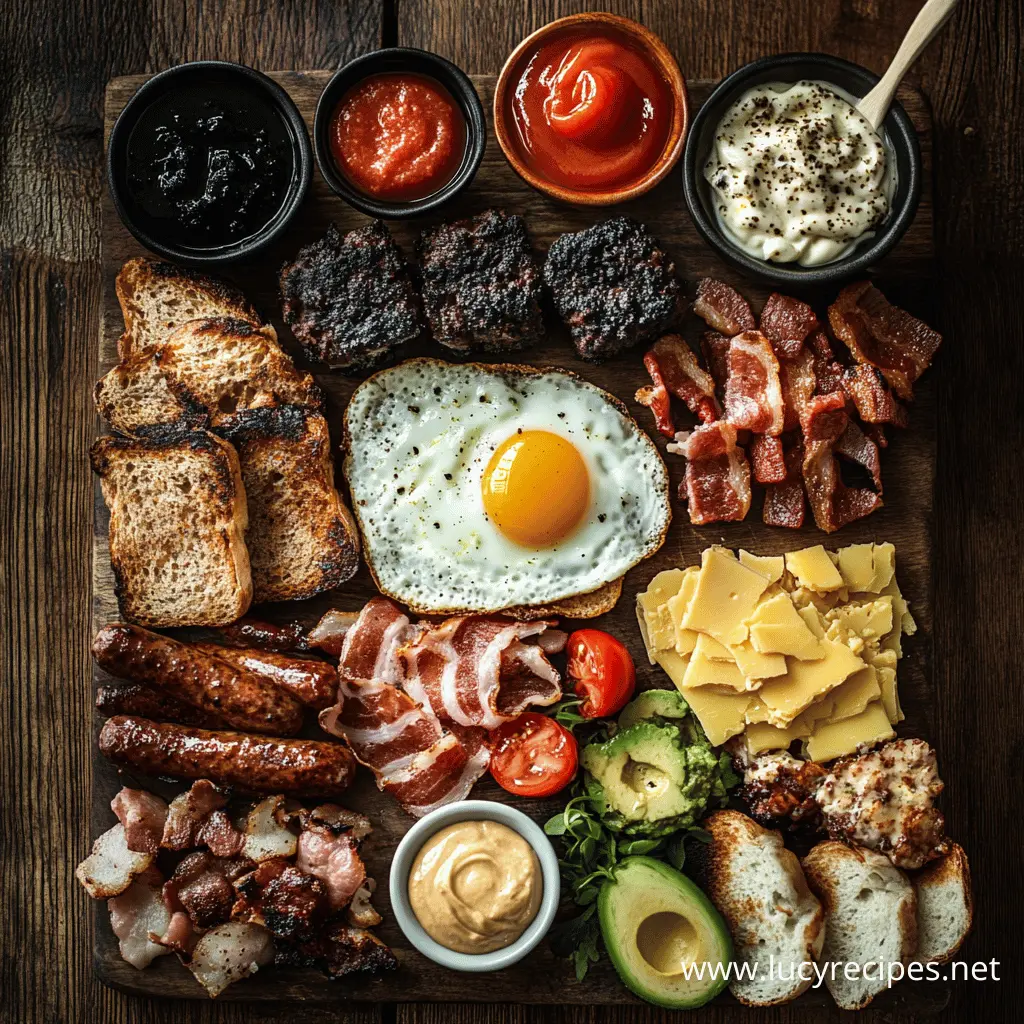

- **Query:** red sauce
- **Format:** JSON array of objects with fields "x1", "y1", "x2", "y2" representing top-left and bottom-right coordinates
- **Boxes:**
[
  {"x1": 506, "y1": 26, "x2": 675, "y2": 193},
  {"x1": 330, "y1": 73, "x2": 466, "y2": 201}
]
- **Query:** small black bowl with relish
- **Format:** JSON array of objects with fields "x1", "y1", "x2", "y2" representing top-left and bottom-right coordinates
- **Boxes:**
[{"x1": 109, "y1": 61, "x2": 312, "y2": 265}]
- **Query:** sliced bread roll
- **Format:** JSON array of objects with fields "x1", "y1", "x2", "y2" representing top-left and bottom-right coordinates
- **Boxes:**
[
  {"x1": 116, "y1": 257, "x2": 260, "y2": 359},
  {"x1": 91, "y1": 432, "x2": 252, "y2": 627},
  {"x1": 913, "y1": 843, "x2": 972, "y2": 963},
  {"x1": 701, "y1": 810, "x2": 824, "y2": 1006},
  {"x1": 802, "y1": 841, "x2": 917, "y2": 1010}
]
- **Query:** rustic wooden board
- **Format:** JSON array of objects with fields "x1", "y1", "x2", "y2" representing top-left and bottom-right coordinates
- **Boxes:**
[{"x1": 94, "y1": 71, "x2": 941, "y2": 1009}]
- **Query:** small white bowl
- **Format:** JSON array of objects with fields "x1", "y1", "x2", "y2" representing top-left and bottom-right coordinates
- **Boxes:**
[{"x1": 389, "y1": 800, "x2": 561, "y2": 972}]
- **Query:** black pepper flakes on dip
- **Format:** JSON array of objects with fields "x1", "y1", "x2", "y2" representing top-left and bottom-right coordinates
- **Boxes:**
[{"x1": 108, "y1": 61, "x2": 312, "y2": 265}]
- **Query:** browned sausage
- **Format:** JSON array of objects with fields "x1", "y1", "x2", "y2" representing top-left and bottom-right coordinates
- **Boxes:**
[
  {"x1": 92, "y1": 624, "x2": 304, "y2": 736},
  {"x1": 95, "y1": 683, "x2": 228, "y2": 730},
  {"x1": 192, "y1": 644, "x2": 338, "y2": 710},
  {"x1": 98, "y1": 716, "x2": 357, "y2": 798},
  {"x1": 214, "y1": 618, "x2": 311, "y2": 653}
]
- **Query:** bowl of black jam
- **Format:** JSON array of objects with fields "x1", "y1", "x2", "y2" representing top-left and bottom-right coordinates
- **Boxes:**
[{"x1": 108, "y1": 61, "x2": 312, "y2": 265}]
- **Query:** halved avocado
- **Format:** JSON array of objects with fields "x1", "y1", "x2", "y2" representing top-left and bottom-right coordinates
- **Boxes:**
[
  {"x1": 598, "y1": 856, "x2": 732, "y2": 1008},
  {"x1": 617, "y1": 689, "x2": 690, "y2": 731}
]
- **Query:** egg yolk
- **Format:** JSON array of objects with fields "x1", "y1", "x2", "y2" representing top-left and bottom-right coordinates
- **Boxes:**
[{"x1": 482, "y1": 430, "x2": 590, "y2": 547}]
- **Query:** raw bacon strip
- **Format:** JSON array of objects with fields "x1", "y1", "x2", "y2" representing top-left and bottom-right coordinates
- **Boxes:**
[
  {"x1": 763, "y1": 441, "x2": 806, "y2": 529},
  {"x1": 759, "y1": 293, "x2": 819, "y2": 360},
  {"x1": 724, "y1": 331, "x2": 785, "y2": 435},
  {"x1": 635, "y1": 335, "x2": 720, "y2": 436},
  {"x1": 111, "y1": 787, "x2": 169, "y2": 855},
  {"x1": 693, "y1": 278, "x2": 755, "y2": 336},
  {"x1": 829, "y1": 282, "x2": 941, "y2": 400},
  {"x1": 700, "y1": 331, "x2": 732, "y2": 393},
  {"x1": 779, "y1": 345, "x2": 816, "y2": 432},
  {"x1": 842, "y1": 364, "x2": 909, "y2": 427},
  {"x1": 749, "y1": 434, "x2": 787, "y2": 484},
  {"x1": 401, "y1": 617, "x2": 563, "y2": 731},
  {"x1": 835, "y1": 420, "x2": 883, "y2": 492},
  {"x1": 338, "y1": 598, "x2": 416, "y2": 685},
  {"x1": 670, "y1": 422, "x2": 752, "y2": 525}
]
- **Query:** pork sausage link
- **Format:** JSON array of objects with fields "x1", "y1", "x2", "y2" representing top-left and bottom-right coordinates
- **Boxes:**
[
  {"x1": 193, "y1": 644, "x2": 338, "y2": 710},
  {"x1": 214, "y1": 618, "x2": 311, "y2": 653},
  {"x1": 98, "y1": 716, "x2": 357, "y2": 798},
  {"x1": 92, "y1": 624, "x2": 304, "y2": 736},
  {"x1": 95, "y1": 683, "x2": 228, "y2": 730}
]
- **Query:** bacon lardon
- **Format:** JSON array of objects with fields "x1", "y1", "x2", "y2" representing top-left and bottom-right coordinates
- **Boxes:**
[
  {"x1": 749, "y1": 434, "x2": 786, "y2": 485},
  {"x1": 724, "y1": 331, "x2": 785, "y2": 435},
  {"x1": 842, "y1": 364, "x2": 909, "y2": 427},
  {"x1": 835, "y1": 420, "x2": 883, "y2": 492},
  {"x1": 699, "y1": 331, "x2": 732, "y2": 393},
  {"x1": 671, "y1": 422, "x2": 752, "y2": 525},
  {"x1": 763, "y1": 441, "x2": 806, "y2": 529},
  {"x1": 758, "y1": 292, "x2": 819, "y2": 360},
  {"x1": 828, "y1": 282, "x2": 941, "y2": 401},
  {"x1": 635, "y1": 334, "x2": 720, "y2": 437},
  {"x1": 693, "y1": 277, "x2": 756, "y2": 336},
  {"x1": 779, "y1": 344, "x2": 817, "y2": 432}
]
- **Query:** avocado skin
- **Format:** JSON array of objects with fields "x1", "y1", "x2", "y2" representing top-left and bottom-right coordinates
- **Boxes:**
[
  {"x1": 581, "y1": 720, "x2": 724, "y2": 836},
  {"x1": 598, "y1": 856, "x2": 733, "y2": 1008}
]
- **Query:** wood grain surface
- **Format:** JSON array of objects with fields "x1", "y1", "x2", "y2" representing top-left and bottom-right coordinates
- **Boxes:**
[
  {"x1": 93, "y1": 70, "x2": 936, "y2": 1009},
  {"x1": 2, "y1": 2, "x2": 1022, "y2": 1023}
]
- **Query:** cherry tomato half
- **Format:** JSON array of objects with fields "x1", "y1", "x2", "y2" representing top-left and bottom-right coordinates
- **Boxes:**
[
  {"x1": 489, "y1": 712, "x2": 578, "y2": 798},
  {"x1": 567, "y1": 628, "x2": 636, "y2": 718}
]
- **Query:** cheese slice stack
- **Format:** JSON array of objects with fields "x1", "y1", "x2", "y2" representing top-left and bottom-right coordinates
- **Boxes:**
[{"x1": 636, "y1": 543, "x2": 916, "y2": 761}]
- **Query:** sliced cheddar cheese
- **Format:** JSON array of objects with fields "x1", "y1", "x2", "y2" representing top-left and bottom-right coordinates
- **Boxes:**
[
  {"x1": 866, "y1": 542, "x2": 896, "y2": 594},
  {"x1": 786, "y1": 545, "x2": 845, "y2": 592},
  {"x1": 836, "y1": 543, "x2": 876, "y2": 591},
  {"x1": 670, "y1": 681, "x2": 752, "y2": 745},
  {"x1": 744, "y1": 718, "x2": 810, "y2": 754},
  {"x1": 803, "y1": 701, "x2": 895, "y2": 762},
  {"x1": 738, "y1": 550, "x2": 785, "y2": 584},
  {"x1": 693, "y1": 632, "x2": 734, "y2": 662},
  {"x1": 682, "y1": 546, "x2": 772, "y2": 646},
  {"x1": 667, "y1": 567, "x2": 700, "y2": 655},
  {"x1": 729, "y1": 640, "x2": 787, "y2": 680},
  {"x1": 758, "y1": 640, "x2": 865, "y2": 725},
  {"x1": 682, "y1": 652, "x2": 749, "y2": 692},
  {"x1": 748, "y1": 592, "x2": 826, "y2": 660},
  {"x1": 637, "y1": 568, "x2": 689, "y2": 658}
]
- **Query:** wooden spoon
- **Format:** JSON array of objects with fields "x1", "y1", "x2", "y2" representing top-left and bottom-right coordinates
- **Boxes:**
[{"x1": 856, "y1": 0, "x2": 958, "y2": 129}]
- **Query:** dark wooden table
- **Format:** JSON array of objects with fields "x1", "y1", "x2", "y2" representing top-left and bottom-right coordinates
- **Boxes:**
[{"x1": 2, "y1": 2, "x2": 1021, "y2": 1022}]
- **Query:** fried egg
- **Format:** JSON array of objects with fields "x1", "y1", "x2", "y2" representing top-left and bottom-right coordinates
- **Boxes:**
[{"x1": 343, "y1": 359, "x2": 671, "y2": 614}]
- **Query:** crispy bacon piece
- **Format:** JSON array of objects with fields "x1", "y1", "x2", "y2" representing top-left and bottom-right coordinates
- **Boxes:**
[
  {"x1": 233, "y1": 857, "x2": 330, "y2": 943},
  {"x1": 758, "y1": 293, "x2": 819, "y2": 360},
  {"x1": 749, "y1": 434, "x2": 786, "y2": 484},
  {"x1": 296, "y1": 826, "x2": 366, "y2": 912},
  {"x1": 763, "y1": 440, "x2": 806, "y2": 529},
  {"x1": 275, "y1": 921, "x2": 397, "y2": 978},
  {"x1": 111, "y1": 787, "x2": 169, "y2": 855},
  {"x1": 835, "y1": 420, "x2": 883, "y2": 492},
  {"x1": 804, "y1": 439, "x2": 883, "y2": 533},
  {"x1": 779, "y1": 345, "x2": 817, "y2": 432},
  {"x1": 802, "y1": 391, "x2": 849, "y2": 443},
  {"x1": 186, "y1": 921, "x2": 274, "y2": 998},
  {"x1": 166, "y1": 851, "x2": 252, "y2": 930},
  {"x1": 807, "y1": 330, "x2": 847, "y2": 395},
  {"x1": 699, "y1": 331, "x2": 732, "y2": 394},
  {"x1": 670, "y1": 422, "x2": 752, "y2": 525},
  {"x1": 724, "y1": 331, "x2": 785, "y2": 435},
  {"x1": 636, "y1": 334, "x2": 720, "y2": 436},
  {"x1": 76, "y1": 823, "x2": 153, "y2": 899},
  {"x1": 829, "y1": 282, "x2": 941, "y2": 400},
  {"x1": 693, "y1": 277, "x2": 756, "y2": 336},
  {"x1": 842, "y1": 364, "x2": 909, "y2": 427},
  {"x1": 346, "y1": 880, "x2": 382, "y2": 928},
  {"x1": 241, "y1": 795, "x2": 298, "y2": 863},
  {"x1": 162, "y1": 780, "x2": 243, "y2": 858}
]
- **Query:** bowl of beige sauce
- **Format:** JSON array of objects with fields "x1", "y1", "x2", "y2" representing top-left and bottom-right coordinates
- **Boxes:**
[{"x1": 390, "y1": 800, "x2": 561, "y2": 971}]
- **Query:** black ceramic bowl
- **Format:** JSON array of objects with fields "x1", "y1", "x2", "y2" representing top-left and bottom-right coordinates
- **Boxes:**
[
  {"x1": 683, "y1": 53, "x2": 921, "y2": 288},
  {"x1": 108, "y1": 61, "x2": 312, "y2": 266},
  {"x1": 314, "y1": 47, "x2": 486, "y2": 218}
]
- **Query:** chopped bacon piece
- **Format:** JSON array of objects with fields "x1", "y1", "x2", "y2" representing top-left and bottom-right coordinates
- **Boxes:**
[
  {"x1": 346, "y1": 880, "x2": 382, "y2": 928},
  {"x1": 107, "y1": 870, "x2": 174, "y2": 969},
  {"x1": 724, "y1": 331, "x2": 785, "y2": 435},
  {"x1": 763, "y1": 441, "x2": 806, "y2": 529},
  {"x1": 233, "y1": 857, "x2": 329, "y2": 943},
  {"x1": 307, "y1": 609, "x2": 360, "y2": 656},
  {"x1": 803, "y1": 439, "x2": 883, "y2": 533},
  {"x1": 635, "y1": 334, "x2": 720, "y2": 436},
  {"x1": 807, "y1": 330, "x2": 847, "y2": 395},
  {"x1": 111, "y1": 787, "x2": 169, "y2": 855},
  {"x1": 76, "y1": 823, "x2": 153, "y2": 899},
  {"x1": 693, "y1": 277, "x2": 756, "y2": 336},
  {"x1": 779, "y1": 345, "x2": 816, "y2": 432},
  {"x1": 275, "y1": 921, "x2": 397, "y2": 978},
  {"x1": 801, "y1": 391, "x2": 849, "y2": 443},
  {"x1": 829, "y1": 282, "x2": 941, "y2": 400},
  {"x1": 842, "y1": 364, "x2": 909, "y2": 427},
  {"x1": 241, "y1": 795, "x2": 298, "y2": 863},
  {"x1": 670, "y1": 422, "x2": 753, "y2": 525},
  {"x1": 749, "y1": 434, "x2": 787, "y2": 484},
  {"x1": 162, "y1": 780, "x2": 243, "y2": 857},
  {"x1": 296, "y1": 827, "x2": 366, "y2": 911},
  {"x1": 166, "y1": 851, "x2": 251, "y2": 929},
  {"x1": 759, "y1": 293, "x2": 819, "y2": 360},
  {"x1": 835, "y1": 420, "x2": 883, "y2": 492},
  {"x1": 700, "y1": 331, "x2": 732, "y2": 392},
  {"x1": 186, "y1": 921, "x2": 274, "y2": 998}
]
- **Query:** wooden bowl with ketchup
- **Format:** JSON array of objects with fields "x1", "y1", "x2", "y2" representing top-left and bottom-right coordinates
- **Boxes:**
[{"x1": 494, "y1": 14, "x2": 688, "y2": 206}]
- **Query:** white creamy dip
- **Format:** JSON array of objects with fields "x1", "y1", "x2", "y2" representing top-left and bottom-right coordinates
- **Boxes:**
[{"x1": 705, "y1": 80, "x2": 892, "y2": 266}]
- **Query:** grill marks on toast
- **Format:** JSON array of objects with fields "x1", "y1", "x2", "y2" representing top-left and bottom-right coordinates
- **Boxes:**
[
  {"x1": 91, "y1": 433, "x2": 252, "y2": 627},
  {"x1": 95, "y1": 263, "x2": 359, "y2": 619}
]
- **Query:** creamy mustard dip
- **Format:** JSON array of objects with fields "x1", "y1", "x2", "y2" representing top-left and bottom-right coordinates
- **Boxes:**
[
  {"x1": 408, "y1": 820, "x2": 542, "y2": 954},
  {"x1": 705, "y1": 80, "x2": 892, "y2": 266}
]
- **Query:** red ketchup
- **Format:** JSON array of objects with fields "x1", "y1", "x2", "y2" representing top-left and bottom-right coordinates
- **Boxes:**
[
  {"x1": 330, "y1": 73, "x2": 466, "y2": 201},
  {"x1": 506, "y1": 27, "x2": 674, "y2": 192}
]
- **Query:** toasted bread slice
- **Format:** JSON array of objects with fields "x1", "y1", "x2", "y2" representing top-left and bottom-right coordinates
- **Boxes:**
[
  {"x1": 701, "y1": 810, "x2": 824, "y2": 1006},
  {"x1": 91, "y1": 432, "x2": 252, "y2": 627},
  {"x1": 94, "y1": 350, "x2": 208, "y2": 441},
  {"x1": 498, "y1": 577, "x2": 624, "y2": 620},
  {"x1": 223, "y1": 407, "x2": 360, "y2": 603},
  {"x1": 913, "y1": 843, "x2": 972, "y2": 964},
  {"x1": 116, "y1": 257, "x2": 261, "y2": 359},
  {"x1": 802, "y1": 841, "x2": 917, "y2": 1010}
]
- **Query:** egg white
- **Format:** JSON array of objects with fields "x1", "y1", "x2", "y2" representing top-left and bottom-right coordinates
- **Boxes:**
[{"x1": 343, "y1": 359, "x2": 671, "y2": 614}]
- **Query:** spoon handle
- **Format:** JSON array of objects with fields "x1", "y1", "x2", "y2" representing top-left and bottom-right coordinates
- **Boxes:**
[{"x1": 856, "y1": 0, "x2": 959, "y2": 129}]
